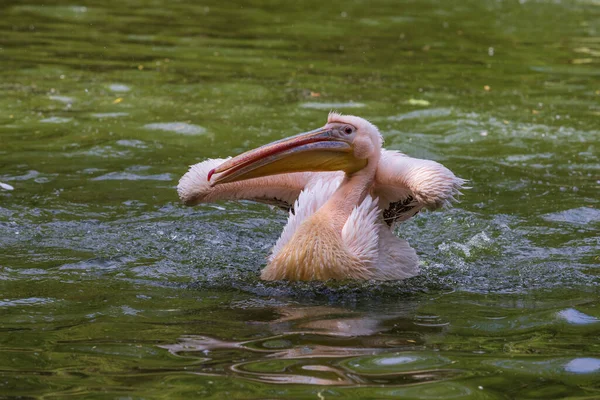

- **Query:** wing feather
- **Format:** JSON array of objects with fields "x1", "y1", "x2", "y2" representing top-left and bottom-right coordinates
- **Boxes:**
[
  {"x1": 372, "y1": 150, "x2": 466, "y2": 225},
  {"x1": 178, "y1": 158, "x2": 341, "y2": 209}
]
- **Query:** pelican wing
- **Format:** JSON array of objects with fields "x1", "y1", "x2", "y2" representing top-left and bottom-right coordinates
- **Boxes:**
[
  {"x1": 373, "y1": 150, "x2": 466, "y2": 226},
  {"x1": 178, "y1": 151, "x2": 465, "y2": 224},
  {"x1": 178, "y1": 158, "x2": 341, "y2": 210}
]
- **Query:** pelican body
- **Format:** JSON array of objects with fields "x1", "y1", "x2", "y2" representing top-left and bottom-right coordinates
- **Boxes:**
[{"x1": 178, "y1": 113, "x2": 465, "y2": 281}]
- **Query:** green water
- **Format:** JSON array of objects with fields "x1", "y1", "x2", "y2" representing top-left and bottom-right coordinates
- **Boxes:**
[{"x1": 1, "y1": 0, "x2": 599, "y2": 398}]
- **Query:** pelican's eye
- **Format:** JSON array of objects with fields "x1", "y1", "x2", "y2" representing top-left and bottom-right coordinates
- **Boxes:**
[{"x1": 343, "y1": 126, "x2": 353, "y2": 135}]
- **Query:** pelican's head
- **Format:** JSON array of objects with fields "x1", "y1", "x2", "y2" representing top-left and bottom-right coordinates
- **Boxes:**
[{"x1": 209, "y1": 113, "x2": 383, "y2": 186}]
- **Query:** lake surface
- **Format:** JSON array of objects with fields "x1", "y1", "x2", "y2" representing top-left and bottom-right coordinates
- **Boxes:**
[{"x1": 1, "y1": 0, "x2": 599, "y2": 398}]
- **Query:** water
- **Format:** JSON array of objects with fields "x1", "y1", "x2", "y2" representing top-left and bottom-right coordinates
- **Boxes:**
[{"x1": 1, "y1": 0, "x2": 599, "y2": 398}]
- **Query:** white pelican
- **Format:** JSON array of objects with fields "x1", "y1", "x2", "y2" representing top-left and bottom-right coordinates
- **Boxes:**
[{"x1": 178, "y1": 113, "x2": 465, "y2": 281}]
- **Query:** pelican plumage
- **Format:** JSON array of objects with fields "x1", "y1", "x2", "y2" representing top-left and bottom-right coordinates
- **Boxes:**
[{"x1": 178, "y1": 113, "x2": 465, "y2": 281}]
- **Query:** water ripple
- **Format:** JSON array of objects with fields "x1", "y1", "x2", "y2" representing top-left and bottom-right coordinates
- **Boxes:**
[
  {"x1": 299, "y1": 102, "x2": 366, "y2": 109},
  {"x1": 542, "y1": 207, "x2": 600, "y2": 226},
  {"x1": 91, "y1": 172, "x2": 173, "y2": 181},
  {"x1": 143, "y1": 122, "x2": 206, "y2": 135}
]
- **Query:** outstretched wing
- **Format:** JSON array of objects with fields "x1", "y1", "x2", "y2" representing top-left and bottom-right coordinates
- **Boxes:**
[
  {"x1": 177, "y1": 158, "x2": 342, "y2": 211},
  {"x1": 372, "y1": 150, "x2": 466, "y2": 226},
  {"x1": 178, "y1": 151, "x2": 465, "y2": 223}
]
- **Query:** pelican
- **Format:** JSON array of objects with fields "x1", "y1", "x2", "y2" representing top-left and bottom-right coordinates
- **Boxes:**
[{"x1": 178, "y1": 113, "x2": 465, "y2": 281}]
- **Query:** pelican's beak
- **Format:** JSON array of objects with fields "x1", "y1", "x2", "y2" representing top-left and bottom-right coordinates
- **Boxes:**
[{"x1": 208, "y1": 127, "x2": 366, "y2": 186}]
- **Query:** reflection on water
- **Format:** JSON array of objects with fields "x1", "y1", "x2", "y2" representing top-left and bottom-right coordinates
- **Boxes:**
[
  {"x1": 565, "y1": 358, "x2": 600, "y2": 374},
  {"x1": 160, "y1": 304, "x2": 451, "y2": 386},
  {"x1": 557, "y1": 308, "x2": 600, "y2": 325},
  {"x1": 155, "y1": 298, "x2": 600, "y2": 395}
]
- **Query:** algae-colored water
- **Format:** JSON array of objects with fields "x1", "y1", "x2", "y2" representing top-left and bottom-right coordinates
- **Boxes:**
[{"x1": 1, "y1": 0, "x2": 599, "y2": 398}]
